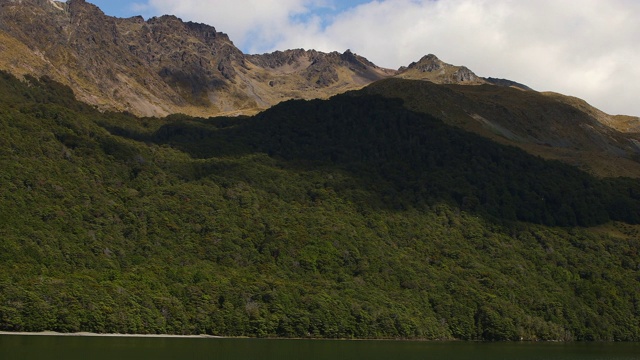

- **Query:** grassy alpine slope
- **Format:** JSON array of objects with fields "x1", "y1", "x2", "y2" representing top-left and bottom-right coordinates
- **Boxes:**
[{"x1": 0, "y1": 72, "x2": 639, "y2": 340}]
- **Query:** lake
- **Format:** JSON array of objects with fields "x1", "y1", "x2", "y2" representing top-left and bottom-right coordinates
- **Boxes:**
[{"x1": 1, "y1": 334, "x2": 639, "y2": 360}]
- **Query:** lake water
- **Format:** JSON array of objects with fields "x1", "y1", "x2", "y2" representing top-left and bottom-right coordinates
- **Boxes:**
[{"x1": 1, "y1": 335, "x2": 639, "y2": 360}]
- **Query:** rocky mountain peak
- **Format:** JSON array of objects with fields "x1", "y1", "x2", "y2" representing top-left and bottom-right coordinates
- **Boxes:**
[
  {"x1": 407, "y1": 53, "x2": 445, "y2": 72},
  {"x1": 397, "y1": 53, "x2": 485, "y2": 85},
  {"x1": 65, "y1": 0, "x2": 108, "y2": 18},
  {"x1": 340, "y1": 49, "x2": 377, "y2": 70}
]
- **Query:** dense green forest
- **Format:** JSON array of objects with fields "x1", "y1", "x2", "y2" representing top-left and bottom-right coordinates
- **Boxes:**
[{"x1": 0, "y1": 71, "x2": 639, "y2": 340}]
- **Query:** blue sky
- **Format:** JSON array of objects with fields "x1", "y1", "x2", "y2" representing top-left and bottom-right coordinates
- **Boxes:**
[
  {"x1": 89, "y1": 0, "x2": 140, "y2": 18},
  {"x1": 84, "y1": 0, "x2": 640, "y2": 117}
]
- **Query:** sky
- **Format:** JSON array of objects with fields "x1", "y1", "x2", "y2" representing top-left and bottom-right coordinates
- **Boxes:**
[{"x1": 88, "y1": 0, "x2": 640, "y2": 117}]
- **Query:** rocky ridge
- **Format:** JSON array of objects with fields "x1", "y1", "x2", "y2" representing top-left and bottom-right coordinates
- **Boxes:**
[
  {"x1": 0, "y1": 0, "x2": 398, "y2": 116},
  {"x1": 0, "y1": 0, "x2": 517, "y2": 117},
  {"x1": 396, "y1": 54, "x2": 485, "y2": 84}
]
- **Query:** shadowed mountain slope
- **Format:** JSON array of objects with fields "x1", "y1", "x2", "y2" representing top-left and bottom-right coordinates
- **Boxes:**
[{"x1": 362, "y1": 79, "x2": 640, "y2": 178}]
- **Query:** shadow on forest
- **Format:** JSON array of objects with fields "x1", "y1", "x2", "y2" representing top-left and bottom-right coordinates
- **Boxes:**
[{"x1": 104, "y1": 94, "x2": 640, "y2": 228}]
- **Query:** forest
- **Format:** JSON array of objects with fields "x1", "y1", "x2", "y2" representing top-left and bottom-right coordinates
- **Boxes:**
[{"x1": 0, "y1": 71, "x2": 639, "y2": 340}]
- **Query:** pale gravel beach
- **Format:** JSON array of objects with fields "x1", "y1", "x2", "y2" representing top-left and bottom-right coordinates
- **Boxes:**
[{"x1": 0, "y1": 331, "x2": 223, "y2": 339}]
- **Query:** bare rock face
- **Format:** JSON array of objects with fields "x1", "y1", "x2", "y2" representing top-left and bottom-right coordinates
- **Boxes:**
[
  {"x1": 247, "y1": 49, "x2": 395, "y2": 91},
  {"x1": 407, "y1": 54, "x2": 445, "y2": 72},
  {"x1": 453, "y1": 66, "x2": 480, "y2": 82}
]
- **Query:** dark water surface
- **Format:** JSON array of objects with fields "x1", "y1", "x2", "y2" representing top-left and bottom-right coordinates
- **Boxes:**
[{"x1": 1, "y1": 335, "x2": 639, "y2": 360}]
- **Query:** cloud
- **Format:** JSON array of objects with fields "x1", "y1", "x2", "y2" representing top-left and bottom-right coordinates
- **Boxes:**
[
  {"x1": 134, "y1": 0, "x2": 331, "y2": 52},
  {"x1": 136, "y1": 0, "x2": 640, "y2": 116}
]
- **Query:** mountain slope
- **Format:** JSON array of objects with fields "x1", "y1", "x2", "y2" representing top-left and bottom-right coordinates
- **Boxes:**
[
  {"x1": 362, "y1": 78, "x2": 640, "y2": 178},
  {"x1": 1, "y1": 72, "x2": 640, "y2": 340}
]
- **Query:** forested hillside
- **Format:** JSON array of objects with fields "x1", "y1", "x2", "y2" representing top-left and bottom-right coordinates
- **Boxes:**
[{"x1": 1, "y1": 72, "x2": 639, "y2": 340}]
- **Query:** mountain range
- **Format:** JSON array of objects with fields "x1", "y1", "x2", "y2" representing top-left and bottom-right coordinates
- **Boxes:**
[
  {"x1": 2, "y1": 0, "x2": 640, "y2": 179},
  {"x1": 1, "y1": 0, "x2": 514, "y2": 118}
]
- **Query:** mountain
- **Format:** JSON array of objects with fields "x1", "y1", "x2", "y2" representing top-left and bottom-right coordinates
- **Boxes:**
[
  {"x1": 396, "y1": 54, "x2": 485, "y2": 84},
  {"x1": 395, "y1": 55, "x2": 533, "y2": 91},
  {"x1": 0, "y1": 0, "x2": 393, "y2": 117},
  {"x1": 1, "y1": 71, "x2": 639, "y2": 340},
  {"x1": 0, "y1": 0, "x2": 546, "y2": 118},
  {"x1": 3, "y1": 0, "x2": 639, "y2": 179}
]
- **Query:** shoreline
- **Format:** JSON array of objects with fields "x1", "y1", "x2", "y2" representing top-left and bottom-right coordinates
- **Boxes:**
[
  {"x1": 0, "y1": 332, "x2": 584, "y2": 343},
  {"x1": 0, "y1": 332, "x2": 453, "y2": 342},
  {"x1": 0, "y1": 331, "x2": 224, "y2": 339}
]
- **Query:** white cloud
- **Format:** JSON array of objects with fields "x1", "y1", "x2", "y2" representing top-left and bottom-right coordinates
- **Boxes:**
[
  {"x1": 134, "y1": 0, "x2": 329, "y2": 52},
  {"x1": 136, "y1": 0, "x2": 640, "y2": 116}
]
